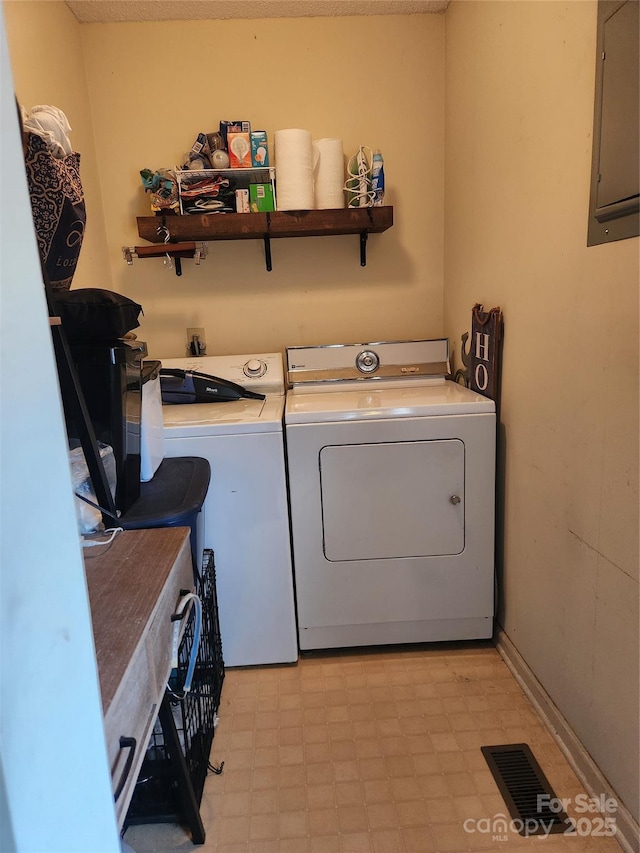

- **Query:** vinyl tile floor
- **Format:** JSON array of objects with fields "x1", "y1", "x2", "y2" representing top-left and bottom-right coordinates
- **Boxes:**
[{"x1": 124, "y1": 642, "x2": 624, "y2": 853}]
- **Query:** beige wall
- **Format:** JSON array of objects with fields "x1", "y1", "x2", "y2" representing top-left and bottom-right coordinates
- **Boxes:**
[
  {"x1": 444, "y1": 0, "x2": 639, "y2": 820},
  {"x1": 3, "y1": 0, "x2": 638, "y2": 826},
  {"x1": 3, "y1": 0, "x2": 112, "y2": 291},
  {"x1": 77, "y1": 14, "x2": 445, "y2": 359}
]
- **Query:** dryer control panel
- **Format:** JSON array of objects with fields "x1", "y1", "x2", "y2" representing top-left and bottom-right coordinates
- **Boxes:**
[{"x1": 286, "y1": 339, "x2": 451, "y2": 387}]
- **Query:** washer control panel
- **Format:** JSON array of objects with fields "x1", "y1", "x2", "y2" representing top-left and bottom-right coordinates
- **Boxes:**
[{"x1": 159, "y1": 352, "x2": 285, "y2": 396}]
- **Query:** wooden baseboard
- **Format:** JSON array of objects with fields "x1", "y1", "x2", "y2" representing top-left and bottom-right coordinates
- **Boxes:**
[{"x1": 495, "y1": 629, "x2": 639, "y2": 853}]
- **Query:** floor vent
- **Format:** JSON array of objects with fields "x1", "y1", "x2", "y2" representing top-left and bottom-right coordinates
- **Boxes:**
[{"x1": 481, "y1": 743, "x2": 571, "y2": 836}]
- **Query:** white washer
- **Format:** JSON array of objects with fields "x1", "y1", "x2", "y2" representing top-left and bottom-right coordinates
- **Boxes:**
[
  {"x1": 285, "y1": 339, "x2": 496, "y2": 651},
  {"x1": 160, "y1": 352, "x2": 297, "y2": 667}
]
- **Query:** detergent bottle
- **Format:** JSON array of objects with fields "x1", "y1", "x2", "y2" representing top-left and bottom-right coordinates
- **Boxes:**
[{"x1": 371, "y1": 151, "x2": 385, "y2": 206}]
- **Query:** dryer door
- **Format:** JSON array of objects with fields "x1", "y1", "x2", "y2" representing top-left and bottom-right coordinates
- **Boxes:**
[{"x1": 319, "y1": 439, "x2": 465, "y2": 561}]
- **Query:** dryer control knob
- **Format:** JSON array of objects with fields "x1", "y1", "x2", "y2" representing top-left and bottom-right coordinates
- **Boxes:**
[
  {"x1": 356, "y1": 350, "x2": 379, "y2": 374},
  {"x1": 243, "y1": 358, "x2": 267, "y2": 378}
]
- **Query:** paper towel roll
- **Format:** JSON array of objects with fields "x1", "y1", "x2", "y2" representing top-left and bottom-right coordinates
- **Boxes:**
[
  {"x1": 274, "y1": 128, "x2": 314, "y2": 210},
  {"x1": 313, "y1": 138, "x2": 345, "y2": 209}
]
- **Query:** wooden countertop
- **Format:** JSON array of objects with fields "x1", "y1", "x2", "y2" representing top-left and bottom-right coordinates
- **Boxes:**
[{"x1": 84, "y1": 527, "x2": 192, "y2": 715}]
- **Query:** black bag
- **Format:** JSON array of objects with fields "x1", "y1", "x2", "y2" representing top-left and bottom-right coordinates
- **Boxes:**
[
  {"x1": 53, "y1": 288, "x2": 143, "y2": 341},
  {"x1": 24, "y1": 132, "x2": 86, "y2": 291}
]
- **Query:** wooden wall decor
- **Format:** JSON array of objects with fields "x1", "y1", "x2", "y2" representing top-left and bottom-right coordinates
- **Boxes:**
[{"x1": 454, "y1": 304, "x2": 504, "y2": 411}]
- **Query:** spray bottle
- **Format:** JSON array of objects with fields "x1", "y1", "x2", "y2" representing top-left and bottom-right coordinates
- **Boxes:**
[{"x1": 371, "y1": 151, "x2": 385, "y2": 206}]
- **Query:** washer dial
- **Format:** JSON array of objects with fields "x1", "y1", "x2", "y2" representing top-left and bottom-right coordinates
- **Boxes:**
[{"x1": 243, "y1": 358, "x2": 267, "y2": 378}]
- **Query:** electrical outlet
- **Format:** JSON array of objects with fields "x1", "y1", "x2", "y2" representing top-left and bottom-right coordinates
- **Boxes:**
[{"x1": 187, "y1": 327, "x2": 206, "y2": 356}]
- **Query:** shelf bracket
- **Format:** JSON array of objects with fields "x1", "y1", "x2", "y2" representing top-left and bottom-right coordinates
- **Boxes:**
[
  {"x1": 263, "y1": 235, "x2": 272, "y2": 272},
  {"x1": 358, "y1": 207, "x2": 377, "y2": 266},
  {"x1": 263, "y1": 213, "x2": 273, "y2": 271},
  {"x1": 360, "y1": 230, "x2": 368, "y2": 267},
  {"x1": 122, "y1": 242, "x2": 207, "y2": 277}
]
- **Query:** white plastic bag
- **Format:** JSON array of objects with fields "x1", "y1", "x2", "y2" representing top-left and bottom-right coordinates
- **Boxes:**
[{"x1": 68, "y1": 442, "x2": 116, "y2": 534}]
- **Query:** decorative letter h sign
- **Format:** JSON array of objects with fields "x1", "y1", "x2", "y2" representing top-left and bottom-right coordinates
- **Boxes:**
[{"x1": 454, "y1": 304, "x2": 503, "y2": 409}]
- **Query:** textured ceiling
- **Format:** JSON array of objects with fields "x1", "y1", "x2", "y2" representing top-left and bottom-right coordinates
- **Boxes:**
[{"x1": 65, "y1": 0, "x2": 449, "y2": 24}]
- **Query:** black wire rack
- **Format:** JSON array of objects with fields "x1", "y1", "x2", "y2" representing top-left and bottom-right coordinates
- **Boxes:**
[{"x1": 125, "y1": 549, "x2": 225, "y2": 824}]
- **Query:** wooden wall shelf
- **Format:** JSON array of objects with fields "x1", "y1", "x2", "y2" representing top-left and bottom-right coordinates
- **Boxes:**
[{"x1": 136, "y1": 206, "x2": 393, "y2": 270}]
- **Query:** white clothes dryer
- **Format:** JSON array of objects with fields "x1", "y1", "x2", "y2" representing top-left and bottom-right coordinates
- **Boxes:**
[
  {"x1": 160, "y1": 352, "x2": 297, "y2": 667},
  {"x1": 284, "y1": 339, "x2": 496, "y2": 651}
]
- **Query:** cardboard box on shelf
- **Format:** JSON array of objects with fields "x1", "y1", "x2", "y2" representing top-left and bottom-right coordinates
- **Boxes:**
[
  {"x1": 249, "y1": 183, "x2": 275, "y2": 212},
  {"x1": 235, "y1": 189, "x2": 250, "y2": 213},
  {"x1": 228, "y1": 131, "x2": 252, "y2": 168},
  {"x1": 250, "y1": 131, "x2": 269, "y2": 167},
  {"x1": 219, "y1": 120, "x2": 251, "y2": 148}
]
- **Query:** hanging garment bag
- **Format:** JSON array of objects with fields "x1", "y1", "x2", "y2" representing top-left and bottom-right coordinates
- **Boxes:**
[{"x1": 24, "y1": 131, "x2": 86, "y2": 291}]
